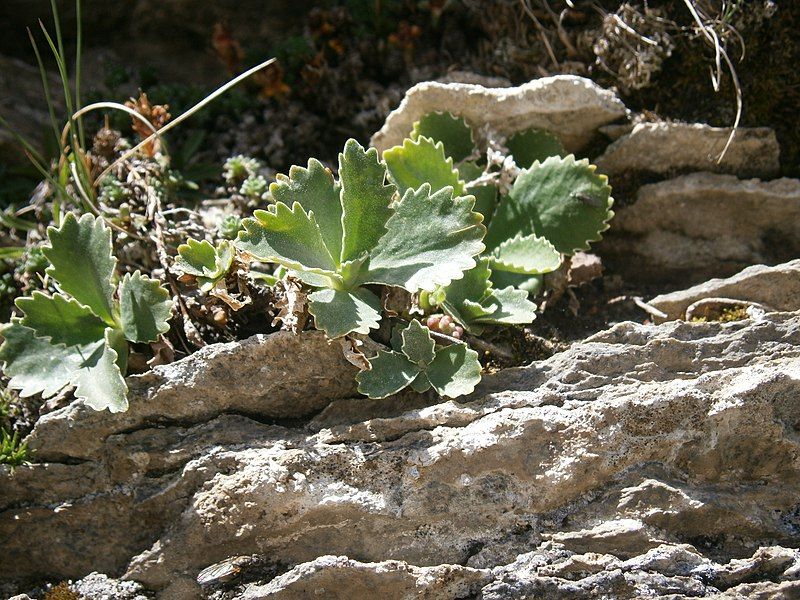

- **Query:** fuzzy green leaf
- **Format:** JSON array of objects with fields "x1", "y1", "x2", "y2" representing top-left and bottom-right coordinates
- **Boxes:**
[
  {"x1": 409, "y1": 373, "x2": 432, "y2": 393},
  {"x1": 118, "y1": 271, "x2": 173, "y2": 343},
  {"x1": 43, "y1": 213, "x2": 117, "y2": 325},
  {"x1": 506, "y1": 128, "x2": 565, "y2": 169},
  {"x1": 426, "y1": 343, "x2": 482, "y2": 398},
  {"x1": 339, "y1": 139, "x2": 395, "y2": 263},
  {"x1": 308, "y1": 287, "x2": 381, "y2": 338},
  {"x1": 237, "y1": 202, "x2": 339, "y2": 276},
  {"x1": 440, "y1": 259, "x2": 495, "y2": 330},
  {"x1": 411, "y1": 112, "x2": 474, "y2": 162},
  {"x1": 174, "y1": 238, "x2": 218, "y2": 277},
  {"x1": 271, "y1": 158, "x2": 343, "y2": 265},
  {"x1": 489, "y1": 233, "x2": 562, "y2": 274},
  {"x1": 0, "y1": 322, "x2": 86, "y2": 399},
  {"x1": 17, "y1": 292, "x2": 107, "y2": 346},
  {"x1": 383, "y1": 136, "x2": 465, "y2": 197},
  {"x1": 356, "y1": 349, "x2": 418, "y2": 399},
  {"x1": 72, "y1": 328, "x2": 128, "y2": 412},
  {"x1": 366, "y1": 184, "x2": 485, "y2": 292},
  {"x1": 401, "y1": 319, "x2": 436, "y2": 367},
  {"x1": 480, "y1": 286, "x2": 538, "y2": 325},
  {"x1": 486, "y1": 155, "x2": 614, "y2": 255}
]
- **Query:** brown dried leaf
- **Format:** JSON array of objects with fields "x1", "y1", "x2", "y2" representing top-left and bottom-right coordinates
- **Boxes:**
[{"x1": 272, "y1": 276, "x2": 309, "y2": 333}]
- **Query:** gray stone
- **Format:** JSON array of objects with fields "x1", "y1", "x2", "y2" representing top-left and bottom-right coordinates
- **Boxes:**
[
  {"x1": 595, "y1": 122, "x2": 780, "y2": 179},
  {"x1": 600, "y1": 173, "x2": 800, "y2": 283},
  {"x1": 649, "y1": 260, "x2": 800, "y2": 322},
  {"x1": 370, "y1": 75, "x2": 627, "y2": 154},
  {"x1": 2, "y1": 313, "x2": 799, "y2": 597}
]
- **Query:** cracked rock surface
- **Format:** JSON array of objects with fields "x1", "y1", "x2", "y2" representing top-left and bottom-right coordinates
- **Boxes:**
[{"x1": 2, "y1": 311, "x2": 799, "y2": 599}]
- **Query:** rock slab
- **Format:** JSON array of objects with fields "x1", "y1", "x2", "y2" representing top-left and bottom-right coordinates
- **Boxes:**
[
  {"x1": 370, "y1": 75, "x2": 627, "y2": 154},
  {"x1": 2, "y1": 313, "x2": 800, "y2": 599}
]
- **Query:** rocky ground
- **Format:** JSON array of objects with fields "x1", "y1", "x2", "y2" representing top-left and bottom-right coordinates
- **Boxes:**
[{"x1": 2, "y1": 74, "x2": 800, "y2": 599}]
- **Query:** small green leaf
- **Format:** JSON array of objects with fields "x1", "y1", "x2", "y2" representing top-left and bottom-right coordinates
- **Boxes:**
[
  {"x1": 401, "y1": 320, "x2": 435, "y2": 366},
  {"x1": 118, "y1": 271, "x2": 173, "y2": 343},
  {"x1": 489, "y1": 233, "x2": 562, "y2": 274},
  {"x1": 271, "y1": 158, "x2": 343, "y2": 265},
  {"x1": 411, "y1": 112, "x2": 475, "y2": 162},
  {"x1": 0, "y1": 247, "x2": 26, "y2": 260},
  {"x1": 0, "y1": 322, "x2": 85, "y2": 399},
  {"x1": 440, "y1": 259, "x2": 495, "y2": 331},
  {"x1": 72, "y1": 328, "x2": 128, "y2": 413},
  {"x1": 174, "y1": 238, "x2": 218, "y2": 277},
  {"x1": 308, "y1": 287, "x2": 381, "y2": 338},
  {"x1": 485, "y1": 155, "x2": 614, "y2": 255},
  {"x1": 480, "y1": 286, "x2": 538, "y2": 325},
  {"x1": 237, "y1": 202, "x2": 339, "y2": 276},
  {"x1": 505, "y1": 128, "x2": 565, "y2": 169},
  {"x1": 367, "y1": 184, "x2": 485, "y2": 292},
  {"x1": 383, "y1": 136, "x2": 465, "y2": 197},
  {"x1": 426, "y1": 343, "x2": 482, "y2": 398},
  {"x1": 339, "y1": 139, "x2": 395, "y2": 263},
  {"x1": 43, "y1": 213, "x2": 117, "y2": 325},
  {"x1": 356, "y1": 349, "x2": 418, "y2": 399},
  {"x1": 17, "y1": 292, "x2": 107, "y2": 347},
  {"x1": 409, "y1": 373, "x2": 432, "y2": 393}
]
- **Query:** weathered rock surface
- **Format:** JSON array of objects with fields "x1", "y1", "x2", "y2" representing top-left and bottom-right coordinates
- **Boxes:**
[
  {"x1": 649, "y1": 259, "x2": 800, "y2": 322},
  {"x1": 595, "y1": 122, "x2": 780, "y2": 179},
  {"x1": 600, "y1": 172, "x2": 800, "y2": 283},
  {"x1": 2, "y1": 312, "x2": 799, "y2": 598},
  {"x1": 370, "y1": 75, "x2": 627, "y2": 154}
]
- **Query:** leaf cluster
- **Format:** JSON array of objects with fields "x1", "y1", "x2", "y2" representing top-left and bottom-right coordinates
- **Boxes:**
[{"x1": 0, "y1": 214, "x2": 172, "y2": 412}]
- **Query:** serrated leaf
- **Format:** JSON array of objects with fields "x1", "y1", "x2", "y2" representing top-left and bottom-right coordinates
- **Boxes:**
[
  {"x1": 356, "y1": 349, "x2": 418, "y2": 399},
  {"x1": 366, "y1": 184, "x2": 485, "y2": 292},
  {"x1": 0, "y1": 322, "x2": 86, "y2": 399},
  {"x1": 485, "y1": 155, "x2": 614, "y2": 255},
  {"x1": 237, "y1": 202, "x2": 339, "y2": 276},
  {"x1": 383, "y1": 136, "x2": 465, "y2": 197},
  {"x1": 411, "y1": 112, "x2": 474, "y2": 162},
  {"x1": 307, "y1": 287, "x2": 381, "y2": 338},
  {"x1": 479, "y1": 286, "x2": 538, "y2": 325},
  {"x1": 440, "y1": 259, "x2": 495, "y2": 331},
  {"x1": 174, "y1": 238, "x2": 218, "y2": 277},
  {"x1": 339, "y1": 139, "x2": 395, "y2": 263},
  {"x1": 489, "y1": 233, "x2": 562, "y2": 274},
  {"x1": 426, "y1": 343, "x2": 482, "y2": 398},
  {"x1": 401, "y1": 319, "x2": 435, "y2": 366},
  {"x1": 118, "y1": 271, "x2": 173, "y2": 343},
  {"x1": 16, "y1": 292, "x2": 107, "y2": 346},
  {"x1": 271, "y1": 158, "x2": 343, "y2": 265},
  {"x1": 43, "y1": 213, "x2": 117, "y2": 325},
  {"x1": 72, "y1": 328, "x2": 128, "y2": 412},
  {"x1": 506, "y1": 128, "x2": 565, "y2": 169},
  {"x1": 459, "y1": 161, "x2": 498, "y2": 224}
]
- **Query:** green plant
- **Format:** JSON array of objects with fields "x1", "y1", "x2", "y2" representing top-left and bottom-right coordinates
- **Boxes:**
[
  {"x1": 0, "y1": 428, "x2": 30, "y2": 468},
  {"x1": 356, "y1": 320, "x2": 481, "y2": 398},
  {"x1": 0, "y1": 213, "x2": 172, "y2": 412},
  {"x1": 217, "y1": 214, "x2": 243, "y2": 240},
  {"x1": 385, "y1": 111, "x2": 613, "y2": 295},
  {"x1": 175, "y1": 238, "x2": 235, "y2": 292},
  {"x1": 236, "y1": 139, "x2": 485, "y2": 338}
]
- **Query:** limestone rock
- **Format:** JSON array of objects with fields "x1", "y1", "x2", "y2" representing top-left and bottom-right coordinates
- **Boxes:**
[
  {"x1": 2, "y1": 312, "x2": 799, "y2": 598},
  {"x1": 595, "y1": 122, "x2": 780, "y2": 179},
  {"x1": 600, "y1": 173, "x2": 800, "y2": 283},
  {"x1": 649, "y1": 259, "x2": 800, "y2": 321},
  {"x1": 370, "y1": 75, "x2": 627, "y2": 154}
]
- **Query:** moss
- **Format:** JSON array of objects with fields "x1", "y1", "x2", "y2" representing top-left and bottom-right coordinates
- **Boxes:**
[{"x1": 690, "y1": 306, "x2": 750, "y2": 323}]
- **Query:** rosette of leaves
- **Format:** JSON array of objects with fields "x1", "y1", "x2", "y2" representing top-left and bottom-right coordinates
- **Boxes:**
[
  {"x1": 356, "y1": 320, "x2": 481, "y2": 399},
  {"x1": 236, "y1": 139, "x2": 486, "y2": 338},
  {"x1": 391, "y1": 112, "x2": 614, "y2": 293},
  {"x1": 0, "y1": 214, "x2": 172, "y2": 412},
  {"x1": 175, "y1": 238, "x2": 234, "y2": 292}
]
